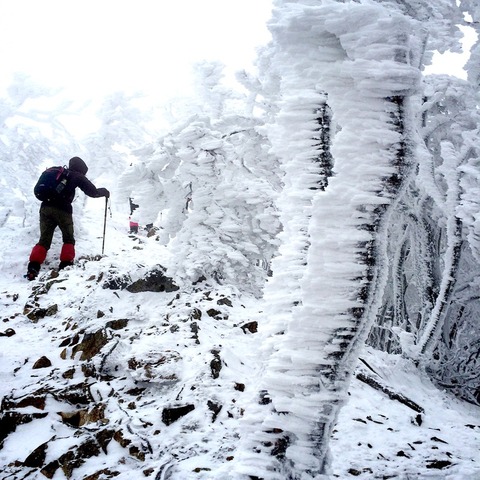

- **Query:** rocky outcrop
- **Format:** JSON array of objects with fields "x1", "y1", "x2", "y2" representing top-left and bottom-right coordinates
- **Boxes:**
[
  {"x1": 126, "y1": 265, "x2": 179, "y2": 293},
  {"x1": 1, "y1": 269, "x2": 250, "y2": 479},
  {"x1": 103, "y1": 265, "x2": 179, "y2": 293}
]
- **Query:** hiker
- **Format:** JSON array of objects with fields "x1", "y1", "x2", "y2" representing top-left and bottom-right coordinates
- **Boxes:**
[
  {"x1": 129, "y1": 197, "x2": 139, "y2": 234},
  {"x1": 26, "y1": 156, "x2": 110, "y2": 280}
]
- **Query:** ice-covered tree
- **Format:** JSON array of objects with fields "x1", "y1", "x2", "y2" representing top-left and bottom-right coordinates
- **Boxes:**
[
  {"x1": 368, "y1": 75, "x2": 479, "y2": 351},
  {"x1": 82, "y1": 91, "x2": 151, "y2": 190},
  {"x1": 118, "y1": 65, "x2": 282, "y2": 294},
  {"x1": 234, "y1": 0, "x2": 471, "y2": 478},
  {"x1": 366, "y1": 4, "x2": 480, "y2": 405},
  {"x1": 0, "y1": 74, "x2": 76, "y2": 227}
]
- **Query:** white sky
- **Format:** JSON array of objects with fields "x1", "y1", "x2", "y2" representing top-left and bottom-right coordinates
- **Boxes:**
[
  {"x1": 0, "y1": 0, "x2": 475, "y2": 134},
  {"x1": 0, "y1": 0, "x2": 273, "y2": 103},
  {"x1": 424, "y1": 25, "x2": 477, "y2": 79}
]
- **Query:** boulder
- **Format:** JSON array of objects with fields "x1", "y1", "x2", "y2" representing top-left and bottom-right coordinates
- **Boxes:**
[{"x1": 126, "y1": 266, "x2": 179, "y2": 293}]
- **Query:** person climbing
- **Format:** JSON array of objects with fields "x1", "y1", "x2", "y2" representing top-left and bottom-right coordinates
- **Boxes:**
[
  {"x1": 26, "y1": 156, "x2": 110, "y2": 281},
  {"x1": 129, "y1": 197, "x2": 139, "y2": 234}
]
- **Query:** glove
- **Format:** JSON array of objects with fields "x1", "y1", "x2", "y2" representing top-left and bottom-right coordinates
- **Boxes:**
[{"x1": 98, "y1": 188, "x2": 110, "y2": 198}]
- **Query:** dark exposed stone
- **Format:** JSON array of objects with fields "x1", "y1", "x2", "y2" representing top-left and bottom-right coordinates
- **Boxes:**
[
  {"x1": 207, "y1": 400, "x2": 222, "y2": 422},
  {"x1": 25, "y1": 304, "x2": 58, "y2": 323},
  {"x1": 192, "y1": 275, "x2": 206, "y2": 285},
  {"x1": 55, "y1": 382, "x2": 94, "y2": 405},
  {"x1": 0, "y1": 412, "x2": 48, "y2": 445},
  {"x1": 426, "y1": 460, "x2": 453, "y2": 469},
  {"x1": 2, "y1": 394, "x2": 46, "y2": 410},
  {"x1": 129, "y1": 445, "x2": 145, "y2": 461},
  {"x1": 41, "y1": 460, "x2": 60, "y2": 478},
  {"x1": 83, "y1": 469, "x2": 120, "y2": 480},
  {"x1": 217, "y1": 297, "x2": 233, "y2": 307},
  {"x1": 113, "y1": 430, "x2": 132, "y2": 448},
  {"x1": 0, "y1": 328, "x2": 16, "y2": 337},
  {"x1": 46, "y1": 304, "x2": 58, "y2": 315},
  {"x1": 126, "y1": 266, "x2": 179, "y2": 293},
  {"x1": 103, "y1": 272, "x2": 132, "y2": 290},
  {"x1": 234, "y1": 383, "x2": 245, "y2": 392},
  {"x1": 414, "y1": 414, "x2": 423, "y2": 426},
  {"x1": 241, "y1": 321, "x2": 258, "y2": 334},
  {"x1": 81, "y1": 363, "x2": 97, "y2": 378},
  {"x1": 259, "y1": 390, "x2": 272, "y2": 405},
  {"x1": 71, "y1": 329, "x2": 108, "y2": 361},
  {"x1": 60, "y1": 410, "x2": 88, "y2": 428},
  {"x1": 191, "y1": 322, "x2": 200, "y2": 344},
  {"x1": 271, "y1": 435, "x2": 289, "y2": 458},
  {"x1": 55, "y1": 438, "x2": 101, "y2": 477},
  {"x1": 348, "y1": 469, "x2": 362, "y2": 476},
  {"x1": 96, "y1": 429, "x2": 116, "y2": 454},
  {"x1": 162, "y1": 404, "x2": 195, "y2": 425},
  {"x1": 59, "y1": 333, "x2": 80, "y2": 348},
  {"x1": 105, "y1": 318, "x2": 129, "y2": 330},
  {"x1": 431, "y1": 436, "x2": 448, "y2": 444},
  {"x1": 126, "y1": 387, "x2": 146, "y2": 396},
  {"x1": 206, "y1": 308, "x2": 222, "y2": 318},
  {"x1": 210, "y1": 350, "x2": 222, "y2": 379},
  {"x1": 23, "y1": 440, "x2": 49, "y2": 467},
  {"x1": 62, "y1": 368, "x2": 75, "y2": 379},
  {"x1": 190, "y1": 308, "x2": 202, "y2": 320},
  {"x1": 33, "y1": 356, "x2": 52, "y2": 369}
]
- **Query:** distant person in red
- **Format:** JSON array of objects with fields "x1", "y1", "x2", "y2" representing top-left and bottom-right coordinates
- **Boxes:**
[
  {"x1": 129, "y1": 197, "x2": 139, "y2": 234},
  {"x1": 26, "y1": 157, "x2": 110, "y2": 281}
]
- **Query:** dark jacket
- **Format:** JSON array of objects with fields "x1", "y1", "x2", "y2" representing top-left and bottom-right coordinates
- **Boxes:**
[{"x1": 42, "y1": 157, "x2": 109, "y2": 214}]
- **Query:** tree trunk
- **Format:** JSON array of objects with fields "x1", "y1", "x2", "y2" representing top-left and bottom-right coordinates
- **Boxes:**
[{"x1": 234, "y1": 3, "x2": 423, "y2": 478}]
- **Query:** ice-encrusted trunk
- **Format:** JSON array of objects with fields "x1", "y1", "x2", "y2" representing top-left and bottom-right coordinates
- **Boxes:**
[
  {"x1": 259, "y1": 90, "x2": 333, "y2": 342},
  {"x1": 234, "y1": 2, "x2": 423, "y2": 478}
]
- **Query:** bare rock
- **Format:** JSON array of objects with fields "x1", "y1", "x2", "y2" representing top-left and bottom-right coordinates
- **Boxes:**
[
  {"x1": 0, "y1": 412, "x2": 48, "y2": 446},
  {"x1": 23, "y1": 440, "x2": 50, "y2": 468},
  {"x1": 105, "y1": 318, "x2": 129, "y2": 330},
  {"x1": 33, "y1": 356, "x2": 52, "y2": 369},
  {"x1": 241, "y1": 321, "x2": 258, "y2": 334},
  {"x1": 2, "y1": 394, "x2": 46, "y2": 410},
  {"x1": 126, "y1": 265, "x2": 179, "y2": 293},
  {"x1": 217, "y1": 297, "x2": 233, "y2": 307},
  {"x1": 162, "y1": 404, "x2": 195, "y2": 425},
  {"x1": 83, "y1": 469, "x2": 121, "y2": 480},
  {"x1": 102, "y1": 271, "x2": 131, "y2": 290},
  {"x1": 25, "y1": 304, "x2": 58, "y2": 323},
  {"x1": 71, "y1": 329, "x2": 108, "y2": 361},
  {"x1": 207, "y1": 308, "x2": 222, "y2": 318},
  {"x1": 210, "y1": 350, "x2": 222, "y2": 379},
  {"x1": 59, "y1": 404, "x2": 106, "y2": 428},
  {"x1": 207, "y1": 400, "x2": 222, "y2": 422}
]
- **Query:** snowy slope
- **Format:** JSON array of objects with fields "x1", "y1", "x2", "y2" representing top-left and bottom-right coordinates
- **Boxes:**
[{"x1": 0, "y1": 199, "x2": 479, "y2": 480}]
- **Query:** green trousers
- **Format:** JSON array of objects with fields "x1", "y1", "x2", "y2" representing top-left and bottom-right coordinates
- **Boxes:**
[{"x1": 38, "y1": 205, "x2": 75, "y2": 250}]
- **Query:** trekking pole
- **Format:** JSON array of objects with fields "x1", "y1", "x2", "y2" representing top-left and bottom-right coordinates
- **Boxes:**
[{"x1": 102, "y1": 197, "x2": 108, "y2": 255}]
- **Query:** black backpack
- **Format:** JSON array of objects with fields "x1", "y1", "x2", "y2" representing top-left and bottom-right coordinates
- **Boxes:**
[{"x1": 34, "y1": 166, "x2": 70, "y2": 202}]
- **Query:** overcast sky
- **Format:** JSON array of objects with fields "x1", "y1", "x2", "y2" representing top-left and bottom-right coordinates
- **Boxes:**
[
  {"x1": 0, "y1": 0, "x2": 475, "y2": 121},
  {"x1": 0, "y1": 0, "x2": 273, "y2": 103}
]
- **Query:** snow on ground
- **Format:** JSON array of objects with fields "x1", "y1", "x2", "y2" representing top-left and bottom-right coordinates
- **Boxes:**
[
  {"x1": 0, "y1": 197, "x2": 479, "y2": 479},
  {"x1": 331, "y1": 349, "x2": 480, "y2": 479}
]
